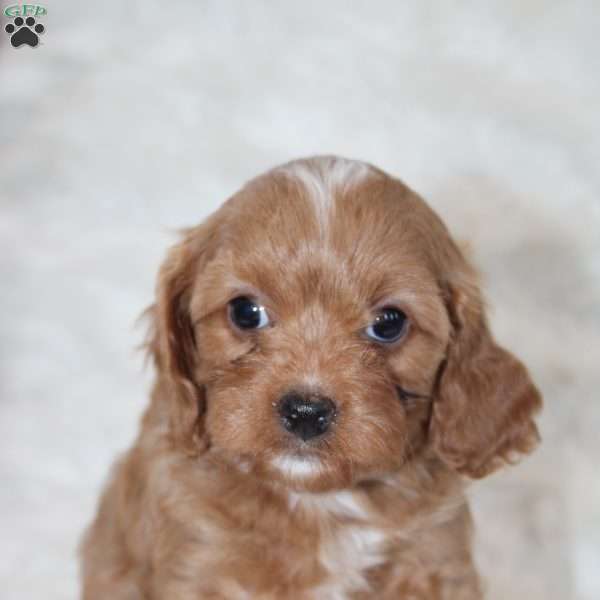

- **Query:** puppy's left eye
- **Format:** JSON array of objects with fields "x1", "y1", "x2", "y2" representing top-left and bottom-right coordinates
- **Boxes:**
[
  {"x1": 229, "y1": 296, "x2": 270, "y2": 330},
  {"x1": 365, "y1": 307, "x2": 407, "y2": 343}
]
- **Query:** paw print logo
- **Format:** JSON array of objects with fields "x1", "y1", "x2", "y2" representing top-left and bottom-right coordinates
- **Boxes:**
[{"x1": 5, "y1": 16, "x2": 45, "y2": 47}]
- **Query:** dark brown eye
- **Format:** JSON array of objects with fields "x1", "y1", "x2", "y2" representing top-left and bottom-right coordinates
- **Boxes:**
[
  {"x1": 366, "y1": 307, "x2": 407, "y2": 343},
  {"x1": 229, "y1": 296, "x2": 270, "y2": 330}
]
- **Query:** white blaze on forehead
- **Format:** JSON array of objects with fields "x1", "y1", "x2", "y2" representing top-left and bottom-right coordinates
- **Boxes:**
[
  {"x1": 271, "y1": 455, "x2": 322, "y2": 479},
  {"x1": 278, "y1": 156, "x2": 373, "y2": 234}
]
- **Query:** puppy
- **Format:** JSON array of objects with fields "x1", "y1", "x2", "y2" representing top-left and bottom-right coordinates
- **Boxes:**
[{"x1": 80, "y1": 156, "x2": 542, "y2": 599}]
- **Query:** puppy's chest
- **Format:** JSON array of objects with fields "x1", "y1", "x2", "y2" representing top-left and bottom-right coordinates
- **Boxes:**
[{"x1": 288, "y1": 491, "x2": 388, "y2": 598}]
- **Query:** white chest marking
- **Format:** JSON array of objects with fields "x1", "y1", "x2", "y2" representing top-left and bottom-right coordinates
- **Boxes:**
[{"x1": 289, "y1": 490, "x2": 386, "y2": 599}]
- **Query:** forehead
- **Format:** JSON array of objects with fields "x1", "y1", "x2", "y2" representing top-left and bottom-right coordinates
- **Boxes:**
[
  {"x1": 195, "y1": 158, "x2": 451, "y2": 331},
  {"x1": 233, "y1": 158, "x2": 436, "y2": 274}
]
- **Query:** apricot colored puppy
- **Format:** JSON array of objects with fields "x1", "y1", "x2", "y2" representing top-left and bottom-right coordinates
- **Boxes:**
[{"x1": 81, "y1": 156, "x2": 542, "y2": 599}]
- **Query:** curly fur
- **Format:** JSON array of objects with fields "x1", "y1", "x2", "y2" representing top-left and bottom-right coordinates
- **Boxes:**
[{"x1": 80, "y1": 156, "x2": 542, "y2": 599}]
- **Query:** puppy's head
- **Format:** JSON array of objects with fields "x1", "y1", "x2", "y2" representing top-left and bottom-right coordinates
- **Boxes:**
[{"x1": 149, "y1": 157, "x2": 541, "y2": 492}]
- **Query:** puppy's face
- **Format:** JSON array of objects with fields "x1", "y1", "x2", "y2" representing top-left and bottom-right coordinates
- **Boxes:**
[{"x1": 153, "y1": 158, "x2": 541, "y2": 492}]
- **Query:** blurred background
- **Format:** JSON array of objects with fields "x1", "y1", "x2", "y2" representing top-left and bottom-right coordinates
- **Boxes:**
[{"x1": 1, "y1": 1, "x2": 599, "y2": 598}]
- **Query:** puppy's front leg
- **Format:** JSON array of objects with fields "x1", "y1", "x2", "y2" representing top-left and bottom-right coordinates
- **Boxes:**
[{"x1": 80, "y1": 455, "x2": 145, "y2": 600}]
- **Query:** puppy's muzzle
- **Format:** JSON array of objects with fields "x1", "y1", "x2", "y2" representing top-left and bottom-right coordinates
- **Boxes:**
[{"x1": 278, "y1": 391, "x2": 336, "y2": 441}]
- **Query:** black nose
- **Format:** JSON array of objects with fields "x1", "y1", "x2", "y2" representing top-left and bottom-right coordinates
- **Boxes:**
[{"x1": 278, "y1": 392, "x2": 336, "y2": 441}]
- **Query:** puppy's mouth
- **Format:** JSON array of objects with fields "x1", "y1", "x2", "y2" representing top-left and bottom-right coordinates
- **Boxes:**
[
  {"x1": 270, "y1": 428, "x2": 333, "y2": 478},
  {"x1": 269, "y1": 453, "x2": 325, "y2": 481}
]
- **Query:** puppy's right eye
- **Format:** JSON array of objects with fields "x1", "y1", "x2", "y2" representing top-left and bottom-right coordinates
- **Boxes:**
[{"x1": 229, "y1": 296, "x2": 270, "y2": 330}]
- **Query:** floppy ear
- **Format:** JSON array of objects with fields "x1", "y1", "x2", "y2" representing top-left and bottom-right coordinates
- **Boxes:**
[
  {"x1": 429, "y1": 263, "x2": 542, "y2": 478},
  {"x1": 148, "y1": 221, "x2": 219, "y2": 455}
]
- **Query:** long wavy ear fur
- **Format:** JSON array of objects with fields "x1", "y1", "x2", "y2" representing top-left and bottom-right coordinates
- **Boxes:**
[
  {"x1": 146, "y1": 221, "x2": 220, "y2": 454},
  {"x1": 430, "y1": 256, "x2": 542, "y2": 478}
]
